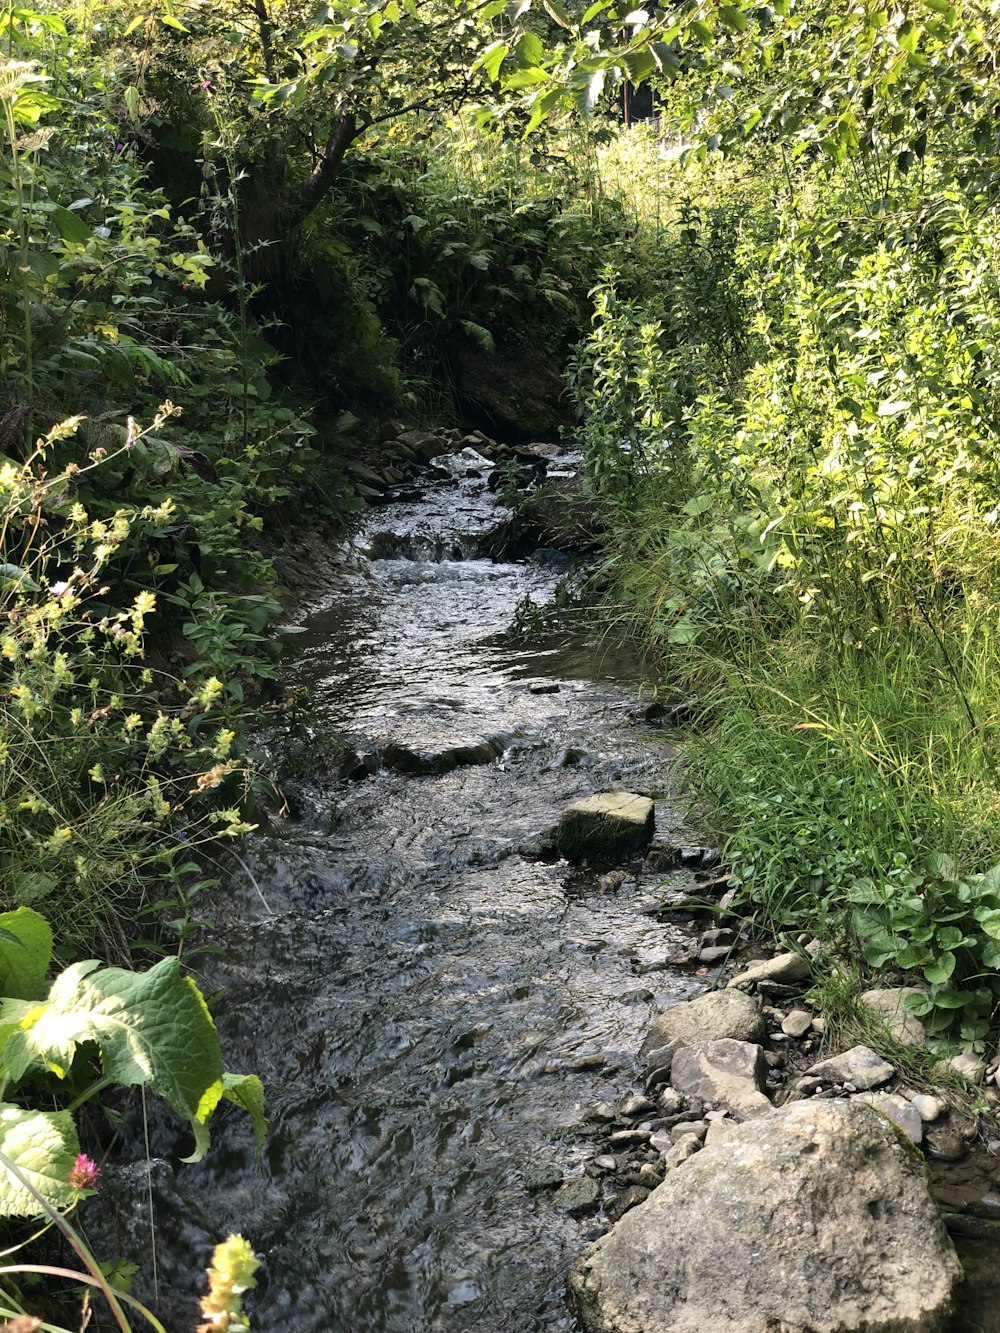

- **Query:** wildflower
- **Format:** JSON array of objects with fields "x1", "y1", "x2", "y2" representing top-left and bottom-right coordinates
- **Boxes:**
[
  {"x1": 67, "y1": 1153, "x2": 100, "y2": 1191},
  {"x1": 197, "y1": 1235, "x2": 258, "y2": 1333}
]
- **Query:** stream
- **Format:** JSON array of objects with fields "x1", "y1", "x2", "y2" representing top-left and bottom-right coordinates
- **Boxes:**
[{"x1": 90, "y1": 448, "x2": 707, "y2": 1331}]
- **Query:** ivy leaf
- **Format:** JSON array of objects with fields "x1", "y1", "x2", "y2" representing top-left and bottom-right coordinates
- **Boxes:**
[
  {"x1": 223, "y1": 1073, "x2": 267, "y2": 1154},
  {"x1": 3, "y1": 957, "x2": 225, "y2": 1162},
  {"x1": 0, "y1": 907, "x2": 52, "y2": 1000},
  {"x1": 0, "y1": 1103, "x2": 80, "y2": 1217}
]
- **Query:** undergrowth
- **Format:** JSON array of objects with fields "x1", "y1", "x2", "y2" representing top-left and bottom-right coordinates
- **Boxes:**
[{"x1": 571, "y1": 127, "x2": 1000, "y2": 1052}]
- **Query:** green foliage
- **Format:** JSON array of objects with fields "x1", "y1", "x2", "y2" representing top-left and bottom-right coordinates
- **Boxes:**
[
  {"x1": 0, "y1": 905, "x2": 265, "y2": 1219},
  {"x1": 849, "y1": 855, "x2": 1000, "y2": 1047},
  {"x1": 566, "y1": 274, "x2": 696, "y2": 501},
  {"x1": 566, "y1": 8, "x2": 1000, "y2": 1044},
  {"x1": 0, "y1": 416, "x2": 255, "y2": 952}
]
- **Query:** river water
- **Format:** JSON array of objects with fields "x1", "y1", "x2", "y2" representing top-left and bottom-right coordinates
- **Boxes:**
[{"x1": 90, "y1": 454, "x2": 706, "y2": 1331}]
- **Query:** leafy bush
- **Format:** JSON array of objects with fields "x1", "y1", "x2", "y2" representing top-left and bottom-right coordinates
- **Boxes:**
[{"x1": 0, "y1": 414, "x2": 255, "y2": 953}]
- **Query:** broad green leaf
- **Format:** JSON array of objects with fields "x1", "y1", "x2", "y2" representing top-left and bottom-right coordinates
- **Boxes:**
[
  {"x1": 877, "y1": 399, "x2": 911, "y2": 416},
  {"x1": 681, "y1": 493, "x2": 713, "y2": 517},
  {"x1": 719, "y1": 6, "x2": 748, "y2": 31},
  {"x1": 0, "y1": 563, "x2": 41, "y2": 593},
  {"x1": 525, "y1": 86, "x2": 562, "y2": 133},
  {"x1": 689, "y1": 19, "x2": 714, "y2": 45},
  {"x1": 49, "y1": 205, "x2": 93, "y2": 245},
  {"x1": 571, "y1": 66, "x2": 605, "y2": 117},
  {"x1": 974, "y1": 910, "x2": 1000, "y2": 938},
  {"x1": 477, "y1": 40, "x2": 507, "y2": 81},
  {"x1": 0, "y1": 907, "x2": 52, "y2": 1000},
  {"x1": 925, "y1": 852, "x2": 956, "y2": 879},
  {"x1": 223, "y1": 1073, "x2": 267, "y2": 1154},
  {"x1": 650, "y1": 41, "x2": 680, "y2": 74},
  {"x1": 922, "y1": 951, "x2": 956, "y2": 984},
  {"x1": 4, "y1": 957, "x2": 225, "y2": 1161},
  {"x1": 514, "y1": 31, "x2": 543, "y2": 67},
  {"x1": 0, "y1": 1103, "x2": 80, "y2": 1217},
  {"x1": 929, "y1": 987, "x2": 975, "y2": 1009},
  {"x1": 622, "y1": 50, "x2": 656, "y2": 83}
]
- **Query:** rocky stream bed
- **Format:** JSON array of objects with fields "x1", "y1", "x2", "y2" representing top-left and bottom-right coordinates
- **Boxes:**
[{"x1": 87, "y1": 428, "x2": 1000, "y2": 1333}]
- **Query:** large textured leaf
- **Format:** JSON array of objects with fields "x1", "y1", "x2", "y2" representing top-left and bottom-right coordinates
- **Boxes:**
[
  {"x1": 0, "y1": 1103, "x2": 80, "y2": 1216},
  {"x1": 223, "y1": 1073, "x2": 267, "y2": 1154},
  {"x1": 4, "y1": 957, "x2": 225, "y2": 1161},
  {"x1": 0, "y1": 907, "x2": 53, "y2": 1000}
]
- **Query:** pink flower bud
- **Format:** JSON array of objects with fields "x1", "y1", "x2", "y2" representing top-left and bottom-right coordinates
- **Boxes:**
[{"x1": 67, "y1": 1153, "x2": 100, "y2": 1191}]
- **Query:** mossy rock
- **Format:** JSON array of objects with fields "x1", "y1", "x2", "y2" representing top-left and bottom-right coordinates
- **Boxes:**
[{"x1": 557, "y1": 793, "x2": 655, "y2": 862}]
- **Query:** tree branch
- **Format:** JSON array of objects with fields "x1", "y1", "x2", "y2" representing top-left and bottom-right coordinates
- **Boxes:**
[{"x1": 286, "y1": 114, "x2": 362, "y2": 223}]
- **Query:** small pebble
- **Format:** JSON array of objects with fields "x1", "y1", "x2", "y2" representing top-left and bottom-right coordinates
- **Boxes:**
[
  {"x1": 781, "y1": 1009, "x2": 813, "y2": 1038},
  {"x1": 662, "y1": 1134, "x2": 701, "y2": 1171},
  {"x1": 608, "y1": 1129, "x2": 651, "y2": 1148},
  {"x1": 670, "y1": 1120, "x2": 708, "y2": 1144},
  {"x1": 657, "y1": 1088, "x2": 684, "y2": 1117},
  {"x1": 618, "y1": 1093, "x2": 656, "y2": 1118},
  {"x1": 699, "y1": 945, "x2": 731, "y2": 965},
  {"x1": 911, "y1": 1094, "x2": 945, "y2": 1123},
  {"x1": 924, "y1": 1127, "x2": 967, "y2": 1161},
  {"x1": 588, "y1": 1102, "x2": 617, "y2": 1123},
  {"x1": 592, "y1": 1155, "x2": 618, "y2": 1172}
]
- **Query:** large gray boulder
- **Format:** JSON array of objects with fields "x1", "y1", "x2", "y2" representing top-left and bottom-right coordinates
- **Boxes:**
[
  {"x1": 557, "y1": 793, "x2": 654, "y2": 861},
  {"x1": 641, "y1": 989, "x2": 765, "y2": 1058},
  {"x1": 569, "y1": 1099, "x2": 960, "y2": 1333}
]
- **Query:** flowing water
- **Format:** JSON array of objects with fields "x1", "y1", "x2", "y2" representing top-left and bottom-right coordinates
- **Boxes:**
[{"x1": 90, "y1": 455, "x2": 706, "y2": 1331}]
